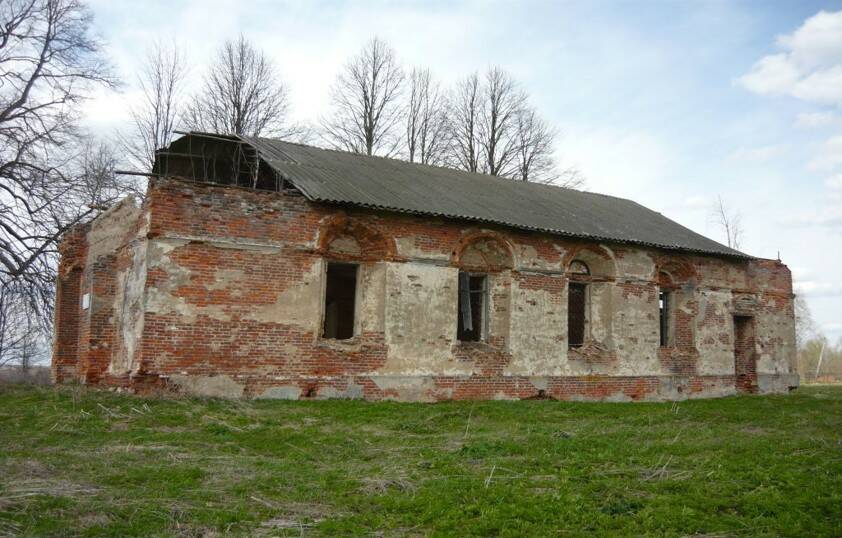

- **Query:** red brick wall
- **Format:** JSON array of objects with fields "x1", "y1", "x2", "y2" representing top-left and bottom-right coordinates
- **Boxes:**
[
  {"x1": 51, "y1": 225, "x2": 88, "y2": 383},
  {"x1": 53, "y1": 177, "x2": 797, "y2": 400}
]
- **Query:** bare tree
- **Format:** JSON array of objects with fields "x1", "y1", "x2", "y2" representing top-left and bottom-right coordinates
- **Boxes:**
[
  {"x1": 556, "y1": 166, "x2": 586, "y2": 189},
  {"x1": 185, "y1": 35, "x2": 305, "y2": 139},
  {"x1": 513, "y1": 107, "x2": 553, "y2": 182},
  {"x1": 0, "y1": 0, "x2": 118, "y2": 328},
  {"x1": 794, "y1": 295, "x2": 817, "y2": 350},
  {"x1": 78, "y1": 138, "x2": 127, "y2": 202},
  {"x1": 480, "y1": 67, "x2": 524, "y2": 177},
  {"x1": 0, "y1": 282, "x2": 44, "y2": 368},
  {"x1": 120, "y1": 40, "x2": 187, "y2": 171},
  {"x1": 404, "y1": 68, "x2": 450, "y2": 166},
  {"x1": 446, "y1": 67, "x2": 584, "y2": 187},
  {"x1": 712, "y1": 195, "x2": 743, "y2": 250},
  {"x1": 321, "y1": 37, "x2": 405, "y2": 156},
  {"x1": 449, "y1": 73, "x2": 483, "y2": 173}
]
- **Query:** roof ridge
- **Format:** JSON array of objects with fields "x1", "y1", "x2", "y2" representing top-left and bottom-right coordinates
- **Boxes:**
[
  {"x1": 240, "y1": 134, "x2": 618, "y2": 198},
  {"x1": 172, "y1": 133, "x2": 748, "y2": 259}
]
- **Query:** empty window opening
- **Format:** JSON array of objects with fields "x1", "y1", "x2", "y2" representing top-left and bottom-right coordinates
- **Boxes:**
[
  {"x1": 568, "y1": 282, "x2": 587, "y2": 348},
  {"x1": 458, "y1": 272, "x2": 487, "y2": 342},
  {"x1": 659, "y1": 290, "x2": 672, "y2": 347},
  {"x1": 323, "y1": 262, "x2": 358, "y2": 340}
]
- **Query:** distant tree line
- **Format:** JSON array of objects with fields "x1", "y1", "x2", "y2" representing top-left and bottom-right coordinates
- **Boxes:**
[{"x1": 124, "y1": 36, "x2": 583, "y2": 188}]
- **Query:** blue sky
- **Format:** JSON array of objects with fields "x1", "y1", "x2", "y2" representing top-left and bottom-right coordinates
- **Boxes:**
[{"x1": 83, "y1": 0, "x2": 842, "y2": 341}]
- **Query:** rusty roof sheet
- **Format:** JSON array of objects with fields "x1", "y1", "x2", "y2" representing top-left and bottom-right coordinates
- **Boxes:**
[{"x1": 226, "y1": 134, "x2": 747, "y2": 258}]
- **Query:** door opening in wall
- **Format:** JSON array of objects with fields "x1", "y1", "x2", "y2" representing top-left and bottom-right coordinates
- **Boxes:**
[
  {"x1": 734, "y1": 315, "x2": 757, "y2": 394},
  {"x1": 323, "y1": 262, "x2": 358, "y2": 340}
]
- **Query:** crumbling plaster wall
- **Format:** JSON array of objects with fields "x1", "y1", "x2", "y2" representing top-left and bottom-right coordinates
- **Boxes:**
[
  {"x1": 57, "y1": 196, "x2": 148, "y2": 383},
  {"x1": 54, "y1": 177, "x2": 797, "y2": 400}
]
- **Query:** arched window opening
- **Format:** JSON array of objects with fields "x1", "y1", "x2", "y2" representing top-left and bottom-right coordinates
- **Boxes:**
[
  {"x1": 453, "y1": 234, "x2": 512, "y2": 343},
  {"x1": 569, "y1": 260, "x2": 590, "y2": 276},
  {"x1": 568, "y1": 259, "x2": 590, "y2": 348}
]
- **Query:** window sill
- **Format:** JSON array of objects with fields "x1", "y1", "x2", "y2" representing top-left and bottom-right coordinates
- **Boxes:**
[
  {"x1": 317, "y1": 336, "x2": 363, "y2": 351},
  {"x1": 454, "y1": 339, "x2": 498, "y2": 351}
]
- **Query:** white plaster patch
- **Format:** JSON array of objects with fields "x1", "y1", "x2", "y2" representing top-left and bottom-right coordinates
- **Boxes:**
[
  {"x1": 170, "y1": 374, "x2": 245, "y2": 398},
  {"x1": 256, "y1": 386, "x2": 303, "y2": 400},
  {"x1": 380, "y1": 263, "x2": 470, "y2": 375},
  {"x1": 370, "y1": 375, "x2": 443, "y2": 402},
  {"x1": 243, "y1": 260, "x2": 322, "y2": 330}
]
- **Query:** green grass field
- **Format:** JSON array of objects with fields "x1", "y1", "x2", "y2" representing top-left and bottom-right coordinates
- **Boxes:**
[{"x1": 0, "y1": 385, "x2": 840, "y2": 537}]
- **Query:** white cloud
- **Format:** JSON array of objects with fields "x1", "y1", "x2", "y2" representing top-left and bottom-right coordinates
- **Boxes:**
[
  {"x1": 795, "y1": 111, "x2": 839, "y2": 128},
  {"x1": 795, "y1": 280, "x2": 842, "y2": 297},
  {"x1": 777, "y1": 10, "x2": 842, "y2": 68},
  {"x1": 808, "y1": 135, "x2": 842, "y2": 171},
  {"x1": 738, "y1": 53, "x2": 801, "y2": 95},
  {"x1": 826, "y1": 174, "x2": 842, "y2": 190},
  {"x1": 790, "y1": 266, "x2": 814, "y2": 281},
  {"x1": 737, "y1": 10, "x2": 842, "y2": 106},
  {"x1": 729, "y1": 144, "x2": 788, "y2": 162},
  {"x1": 783, "y1": 206, "x2": 842, "y2": 229},
  {"x1": 556, "y1": 126, "x2": 672, "y2": 199},
  {"x1": 683, "y1": 195, "x2": 709, "y2": 209},
  {"x1": 80, "y1": 87, "x2": 136, "y2": 132}
]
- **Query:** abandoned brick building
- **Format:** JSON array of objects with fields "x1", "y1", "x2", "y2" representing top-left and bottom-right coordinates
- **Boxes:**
[{"x1": 51, "y1": 132, "x2": 799, "y2": 401}]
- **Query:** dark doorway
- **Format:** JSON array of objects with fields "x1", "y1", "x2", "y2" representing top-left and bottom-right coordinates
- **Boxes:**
[
  {"x1": 323, "y1": 262, "x2": 358, "y2": 340},
  {"x1": 734, "y1": 315, "x2": 757, "y2": 394}
]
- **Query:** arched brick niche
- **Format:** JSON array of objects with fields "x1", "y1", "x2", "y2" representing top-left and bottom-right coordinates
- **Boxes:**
[
  {"x1": 655, "y1": 257, "x2": 699, "y2": 369},
  {"x1": 564, "y1": 245, "x2": 617, "y2": 355},
  {"x1": 451, "y1": 231, "x2": 514, "y2": 272},
  {"x1": 317, "y1": 214, "x2": 395, "y2": 262},
  {"x1": 315, "y1": 214, "x2": 395, "y2": 343},
  {"x1": 564, "y1": 245, "x2": 617, "y2": 280},
  {"x1": 450, "y1": 231, "x2": 514, "y2": 348},
  {"x1": 655, "y1": 258, "x2": 696, "y2": 287}
]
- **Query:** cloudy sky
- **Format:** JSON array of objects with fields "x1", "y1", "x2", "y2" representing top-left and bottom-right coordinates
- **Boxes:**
[{"x1": 83, "y1": 0, "x2": 842, "y2": 341}]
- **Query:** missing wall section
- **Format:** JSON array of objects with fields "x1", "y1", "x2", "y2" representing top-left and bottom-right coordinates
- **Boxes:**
[{"x1": 323, "y1": 262, "x2": 358, "y2": 340}]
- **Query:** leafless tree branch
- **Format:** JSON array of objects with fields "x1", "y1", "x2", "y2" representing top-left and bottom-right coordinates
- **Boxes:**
[
  {"x1": 0, "y1": 0, "x2": 118, "y2": 332},
  {"x1": 320, "y1": 36, "x2": 405, "y2": 156},
  {"x1": 403, "y1": 67, "x2": 450, "y2": 166},
  {"x1": 712, "y1": 195, "x2": 743, "y2": 250},
  {"x1": 446, "y1": 67, "x2": 582, "y2": 187},
  {"x1": 185, "y1": 35, "x2": 308, "y2": 139},
  {"x1": 119, "y1": 39, "x2": 187, "y2": 173}
]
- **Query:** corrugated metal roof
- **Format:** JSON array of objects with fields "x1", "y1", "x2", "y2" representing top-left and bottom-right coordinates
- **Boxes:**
[{"x1": 230, "y1": 134, "x2": 747, "y2": 259}]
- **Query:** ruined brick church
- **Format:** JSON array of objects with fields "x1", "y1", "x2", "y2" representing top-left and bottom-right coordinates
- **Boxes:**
[{"x1": 51, "y1": 132, "x2": 799, "y2": 401}]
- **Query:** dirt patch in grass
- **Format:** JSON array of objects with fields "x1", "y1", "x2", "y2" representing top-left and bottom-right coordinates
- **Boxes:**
[{"x1": 0, "y1": 478, "x2": 99, "y2": 510}]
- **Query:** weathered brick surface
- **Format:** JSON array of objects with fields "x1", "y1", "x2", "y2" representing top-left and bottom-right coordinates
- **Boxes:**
[
  {"x1": 51, "y1": 177, "x2": 799, "y2": 401},
  {"x1": 51, "y1": 224, "x2": 88, "y2": 384}
]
